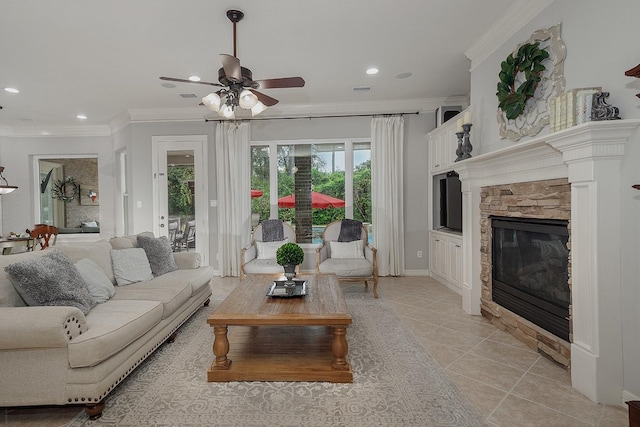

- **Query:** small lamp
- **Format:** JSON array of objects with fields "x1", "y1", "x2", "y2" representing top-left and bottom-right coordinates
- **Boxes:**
[{"x1": 0, "y1": 166, "x2": 18, "y2": 195}]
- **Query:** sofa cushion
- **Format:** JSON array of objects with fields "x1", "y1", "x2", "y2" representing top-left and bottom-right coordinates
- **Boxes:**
[
  {"x1": 137, "y1": 235, "x2": 177, "y2": 277},
  {"x1": 111, "y1": 280, "x2": 192, "y2": 319},
  {"x1": 318, "y1": 258, "x2": 373, "y2": 277},
  {"x1": 4, "y1": 250, "x2": 97, "y2": 315},
  {"x1": 68, "y1": 299, "x2": 163, "y2": 368},
  {"x1": 75, "y1": 258, "x2": 115, "y2": 303},
  {"x1": 0, "y1": 250, "x2": 51, "y2": 307},
  {"x1": 150, "y1": 266, "x2": 214, "y2": 296},
  {"x1": 111, "y1": 248, "x2": 154, "y2": 286},
  {"x1": 242, "y1": 259, "x2": 284, "y2": 275},
  {"x1": 109, "y1": 232, "x2": 155, "y2": 250},
  {"x1": 330, "y1": 240, "x2": 364, "y2": 259}
]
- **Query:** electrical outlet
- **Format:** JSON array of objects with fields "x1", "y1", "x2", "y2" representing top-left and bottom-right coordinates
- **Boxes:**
[{"x1": 417, "y1": 250, "x2": 423, "y2": 259}]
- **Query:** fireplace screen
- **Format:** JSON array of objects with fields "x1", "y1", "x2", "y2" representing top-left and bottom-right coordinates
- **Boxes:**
[{"x1": 491, "y1": 217, "x2": 570, "y2": 341}]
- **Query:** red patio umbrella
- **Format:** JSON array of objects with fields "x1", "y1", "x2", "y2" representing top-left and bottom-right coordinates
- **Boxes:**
[
  {"x1": 251, "y1": 189, "x2": 263, "y2": 198},
  {"x1": 277, "y1": 191, "x2": 346, "y2": 209}
]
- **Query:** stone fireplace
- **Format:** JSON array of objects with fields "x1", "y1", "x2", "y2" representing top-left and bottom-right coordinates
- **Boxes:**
[
  {"x1": 454, "y1": 120, "x2": 640, "y2": 405},
  {"x1": 479, "y1": 179, "x2": 571, "y2": 367}
]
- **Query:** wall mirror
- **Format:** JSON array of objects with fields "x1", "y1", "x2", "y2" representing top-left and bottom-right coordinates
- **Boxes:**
[{"x1": 36, "y1": 155, "x2": 100, "y2": 234}]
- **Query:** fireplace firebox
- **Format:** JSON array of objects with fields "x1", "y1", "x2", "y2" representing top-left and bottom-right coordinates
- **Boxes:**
[{"x1": 491, "y1": 216, "x2": 570, "y2": 341}]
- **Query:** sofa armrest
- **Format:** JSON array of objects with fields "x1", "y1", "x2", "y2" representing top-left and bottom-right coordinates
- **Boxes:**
[
  {"x1": 0, "y1": 306, "x2": 87, "y2": 349},
  {"x1": 173, "y1": 252, "x2": 202, "y2": 269}
]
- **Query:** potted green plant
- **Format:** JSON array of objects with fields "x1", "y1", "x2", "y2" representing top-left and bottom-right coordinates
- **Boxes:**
[{"x1": 276, "y1": 242, "x2": 304, "y2": 286}]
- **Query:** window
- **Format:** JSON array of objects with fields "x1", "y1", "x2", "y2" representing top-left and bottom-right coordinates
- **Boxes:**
[{"x1": 251, "y1": 139, "x2": 371, "y2": 244}]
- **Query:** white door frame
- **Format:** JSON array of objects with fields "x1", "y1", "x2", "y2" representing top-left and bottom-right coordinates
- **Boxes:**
[{"x1": 152, "y1": 135, "x2": 209, "y2": 265}]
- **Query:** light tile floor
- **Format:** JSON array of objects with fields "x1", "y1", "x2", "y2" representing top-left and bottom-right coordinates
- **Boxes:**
[{"x1": 1, "y1": 276, "x2": 629, "y2": 426}]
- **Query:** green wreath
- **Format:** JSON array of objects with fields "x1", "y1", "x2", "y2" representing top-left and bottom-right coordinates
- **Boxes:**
[
  {"x1": 52, "y1": 177, "x2": 79, "y2": 203},
  {"x1": 496, "y1": 42, "x2": 549, "y2": 120}
]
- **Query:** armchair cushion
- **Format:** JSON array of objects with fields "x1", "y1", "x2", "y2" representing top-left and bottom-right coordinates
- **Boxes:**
[
  {"x1": 317, "y1": 258, "x2": 373, "y2": 278},
  {"x1": 242, "y1": 259, "x2": 284, "y2": 275},
  {"x1": 329, "y1": 240, "x2": 364, "y2": 259},
  {"x1": 4, "y1": 250, "x2": 97, "y2": 315},
  {"x1": 256, "y1": 239, "x2": 288, "y2": 260}
]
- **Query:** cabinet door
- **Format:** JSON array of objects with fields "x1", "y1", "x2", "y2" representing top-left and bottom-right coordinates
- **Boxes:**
[
  {"x1": 429, "y1": 132, "x2": 443, "y2": 171},
  {"x1": 447, "y1": 238, "x2": 463, "y2": 286},
  {"x1": 443, "y1": 129, "x2": 458, "y2": 167},
  {"x1": 430, "y1": 234, "x2": 446, "y2": 277}
]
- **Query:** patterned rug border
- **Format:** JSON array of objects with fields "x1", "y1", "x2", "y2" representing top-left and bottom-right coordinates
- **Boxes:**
[{"x1": 68, "y1": 292, "x2": 486, "y2": 426}]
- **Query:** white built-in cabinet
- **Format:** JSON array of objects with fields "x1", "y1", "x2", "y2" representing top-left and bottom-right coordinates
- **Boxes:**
[
  {"x1": 428, "y1": 122, "x2": 458, "y2": 173},
  {"x1": 429, "y1": 230, "x2": 462, "y2": 292},
  {"x1": 427, "y1": 108, "x2": 467, "y2": 293}
]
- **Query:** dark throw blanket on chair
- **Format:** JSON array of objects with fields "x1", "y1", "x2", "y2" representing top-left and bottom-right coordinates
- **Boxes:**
[
  {"x1": 261, "y1": 219, "x2": 285, "y2": 242},
  {"x1": 338, "y1": 219, "x2": 363, "y2": 242}
]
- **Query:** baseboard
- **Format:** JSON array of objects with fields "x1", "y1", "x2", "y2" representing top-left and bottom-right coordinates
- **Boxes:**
[
  {"x1": 624, "y1": 390, "x2": 640, "y2": 404},
  {"x1": 403, "y1": 269, "x2": 430, "y2": 276}
]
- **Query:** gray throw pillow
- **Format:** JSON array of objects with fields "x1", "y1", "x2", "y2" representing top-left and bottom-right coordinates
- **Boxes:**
[
  {"x1": 75, "y1": 258, "x2": 115, "y2": 303},
  {"x1": 137, "y1": 235, "x2": 178, "y2": 277},
  {"x1": 111, "y1": 248, "x2": 154, "y2": 285},
  {"x1": 4, "y1": 250, "x2": 97, "y2": 315}
]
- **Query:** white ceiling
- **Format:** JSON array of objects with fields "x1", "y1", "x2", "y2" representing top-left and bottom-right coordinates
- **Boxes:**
[{"x1": 0, "y1": 0, "x2": 517, "y2": 130}]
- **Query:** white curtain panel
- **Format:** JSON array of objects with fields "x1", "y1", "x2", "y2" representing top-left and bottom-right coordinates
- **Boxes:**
[
  {"x1": 371, "y1": 116, "x2": 405, "y2": 276},
  {"x1": 215, "y1": 121, "x2": 251, "y2": 276}
]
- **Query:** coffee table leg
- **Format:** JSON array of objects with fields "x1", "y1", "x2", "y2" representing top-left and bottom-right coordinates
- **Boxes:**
[
  {"x1": 331, "y1": 326, "x2": 349, "y2": 370},
  {"x1": 211, "y1": 325, "x2": 232, "y2": 370}
]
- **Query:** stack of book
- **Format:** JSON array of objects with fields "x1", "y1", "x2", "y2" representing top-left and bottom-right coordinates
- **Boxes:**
[{"x1": 549, "y1": 87, "x2": 601, "y2": 132}]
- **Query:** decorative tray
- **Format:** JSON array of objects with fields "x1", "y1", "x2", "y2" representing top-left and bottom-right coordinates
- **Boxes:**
[{"x1": 266, "y1": 280, "x2": 307, "y2": 298}]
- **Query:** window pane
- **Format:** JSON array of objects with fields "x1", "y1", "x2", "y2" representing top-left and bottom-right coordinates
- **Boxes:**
[
  {"x1": 353, "y1": 142, "x2": 372, "y2": 243},
  {"x1": 312, "y1": 143, "x2": 345, "y2": 243},
  {"x1": 251, "y1": 145, "x2": 270, "y2": 225}
]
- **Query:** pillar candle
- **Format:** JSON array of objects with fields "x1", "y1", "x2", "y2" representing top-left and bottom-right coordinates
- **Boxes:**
[{"x1": 463, "y1": 111, "x2": 472, "y2": 124}]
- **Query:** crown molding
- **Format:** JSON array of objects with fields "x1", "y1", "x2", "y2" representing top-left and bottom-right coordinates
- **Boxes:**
[
  {"x1": 0, "y1": 125, "x2": 111, "y2": 138},
  {"x1": 465, "y1": 0, "x2": 555, "y2": 71},
  {"x1": 0, "y1": 96, "x2": 470, "y2": 137}
]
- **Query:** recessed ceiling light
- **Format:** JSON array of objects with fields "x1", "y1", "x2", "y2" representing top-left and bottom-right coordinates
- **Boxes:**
[
  {"x1": 395, "y1": 72, "x2": 412, "y2": 79},
  {"x1": 76, "y1": 114, "x2": 88, "y2": 120},
  {"x1": 4, "y1": 87, "x2": 19, "y2": 93},
  {"x1": 366, "y1": 68, "x2": 379, "y2": 75},
  {"x1": 188, "y1": 76, "x2": 201, "y2": 82}
]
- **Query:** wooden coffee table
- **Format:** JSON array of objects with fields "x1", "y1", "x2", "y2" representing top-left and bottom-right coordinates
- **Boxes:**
[{"x1": 207, "y1": 273, "x2": 352, "y2": 383}]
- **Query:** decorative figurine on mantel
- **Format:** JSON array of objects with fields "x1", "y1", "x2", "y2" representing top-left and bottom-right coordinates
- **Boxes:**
[
  {"x1": 455, "y1": 111, "x2": 473, "y2": 161},
  {"x1": 590, "y1": 92, "x2": 621, "y2": 121}
]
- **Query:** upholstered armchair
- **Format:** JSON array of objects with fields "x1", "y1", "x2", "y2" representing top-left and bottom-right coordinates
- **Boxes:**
[
  {"x1": 316, "y1": 219, "x2": 378, "y2": 298},
  {"x1": 240, "y1": 220, "x2": 296, "y2": 280}
]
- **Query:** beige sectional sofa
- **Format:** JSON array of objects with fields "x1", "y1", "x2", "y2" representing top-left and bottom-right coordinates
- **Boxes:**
[{"x1": 0, "y1": 234, "x2": 213, "y2": 419}]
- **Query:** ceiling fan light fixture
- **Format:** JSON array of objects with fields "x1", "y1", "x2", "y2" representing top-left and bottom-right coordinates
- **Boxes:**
[
  {"x1": 220, "y1": 103, "x2": 235, "y2": 119},
  {"x1": 251, "y1": 101, "x2": 267, "y2": 117},
  {"x1": 202, "y1": 92, "x2": 221, "y2": 112},
  {"x1": 238, "y1": 89, "x2": 258, "y2": 109}
]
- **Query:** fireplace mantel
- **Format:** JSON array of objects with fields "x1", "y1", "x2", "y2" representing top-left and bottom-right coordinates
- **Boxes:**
[{"x1": 453, "y1": 119, "x2": 640, "y2": 404}]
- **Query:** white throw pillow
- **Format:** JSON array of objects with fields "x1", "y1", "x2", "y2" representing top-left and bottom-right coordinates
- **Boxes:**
[
  {"x1": 330, "y1": 240, "x2": 364, "y2": 259},
  {"x1": 256, "y1": 239, "x2": 288, "y2": 260},
  {"x1": 75, "y1": 258, "x2": 115, "y2": 303},
  {"x1": 111, "y1": 248, "x2": 154, "y2": 286}
]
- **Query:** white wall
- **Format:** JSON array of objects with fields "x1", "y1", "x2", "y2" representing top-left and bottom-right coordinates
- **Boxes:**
[
  {"x1": 0, "y1": 135, "x2": 115, "y2": 237},
  {"x1": 469, "y1": 0, "x2": 640, "y2": 401}
]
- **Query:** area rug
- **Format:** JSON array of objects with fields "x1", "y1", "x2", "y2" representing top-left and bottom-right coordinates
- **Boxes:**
[{"x1": 68, "y1": 293, "x2": 486, "y2": 426}]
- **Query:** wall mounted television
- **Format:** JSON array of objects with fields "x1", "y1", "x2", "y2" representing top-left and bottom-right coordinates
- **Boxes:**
[{"x1": 436, "y1": 171, "x2": 462, "y2": 232}]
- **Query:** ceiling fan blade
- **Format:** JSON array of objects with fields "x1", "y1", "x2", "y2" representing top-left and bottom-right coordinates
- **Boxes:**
[
  {"x1": 159, "y1": 76, "x2": 224, "y2": 87},
  {"x1": 250, "y1": 89, "x2": 279, "y2": 107},
  {"x1": 220, "y1": 54, "x2": 242, "y2": 83},
  {"x1": 254, "y1": 77, "x2": 305, "y2": 89}
]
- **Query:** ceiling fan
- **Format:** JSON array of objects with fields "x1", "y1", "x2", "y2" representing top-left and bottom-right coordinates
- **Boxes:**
[{"x1": 160, "y1": 9, "x2": 305, "y2": 118}]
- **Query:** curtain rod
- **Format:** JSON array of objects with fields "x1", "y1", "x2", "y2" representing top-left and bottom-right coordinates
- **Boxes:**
[{"x1": 204, "y1": 111, "x2": 419, "y2": 123}]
